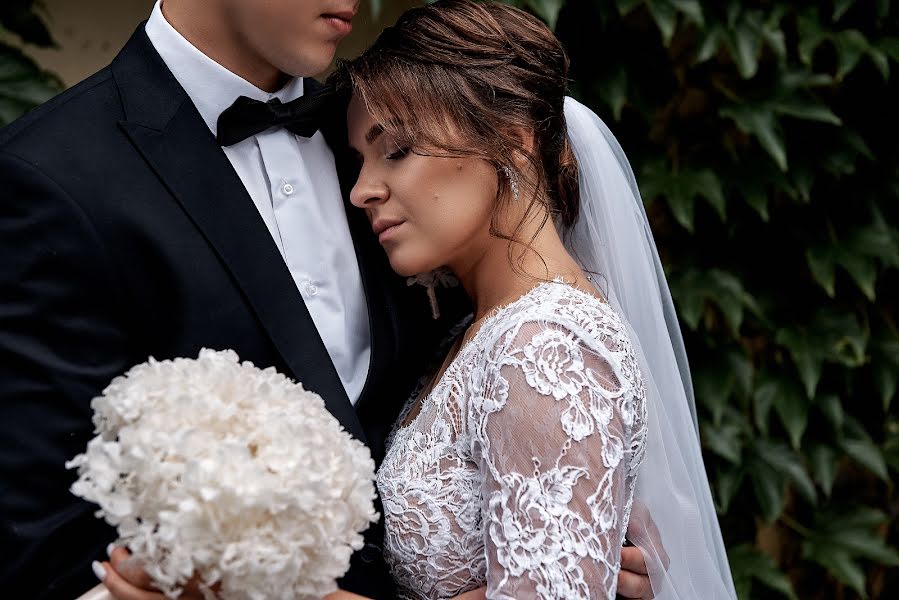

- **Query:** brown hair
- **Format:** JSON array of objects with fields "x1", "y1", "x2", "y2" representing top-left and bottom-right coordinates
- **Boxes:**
[{"x1": 330, "y1": 0, "x2": 579, "y2": 255}]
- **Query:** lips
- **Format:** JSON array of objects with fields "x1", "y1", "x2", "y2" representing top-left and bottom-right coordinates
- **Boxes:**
[
  {"x1": 322, "y1": 8, "x2": 357, "y2": 21},
  {"x1": 322, "y1": 14, "x2": 353, "y2": 36},
  {"x1": 371, "y1": 218, "x2": 406, "y2": 244},
  {"x1": 372, "y1": 218, "x2": 405, "y2": 237}
]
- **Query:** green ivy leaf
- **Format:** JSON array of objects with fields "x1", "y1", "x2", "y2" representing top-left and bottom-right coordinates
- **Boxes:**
[
  {"x1": 774, "y1": 384, "x2": 809, "y2": 450},
  {"x1": 721, "y1": 104, "x2": 787, "y2": 171},
  {"x1": 752, "y1": 439, "x2": 817, "y2": 505},
  {"x1": 669, "y1": 0, "x2": 703, "y2": 27},
  {"x1": 727, "y1": 18, "x2": 763, "y2": 79},
  {"x1": 522, "y1": 0, "x2": 565, "y2": 29},
  {"x1": 804, "y1": 506, "x2": 899, "y2": 596},
  {"x1": 696, "y1": 24, "x2": 724, "y2": 63},
  {"x1": 880, "y1": 37, "x2": 899, "y2": 63},
  {"x1": 0, "y1": 43, "x2": 62, "y2": 126},
  {"x1": 775, "y1": 311, "x2": 868, "y2": 398},
  {"x1": 669, "y1": 268, "x2": 760, "y2": 333},
  {"x1": 715, "y1": 463, "x2": 744, "y2": 513},
  {"x1": 616, "y1": 0, "x2": 643, "y2": 16},
  {"x1": 818, "y1": 394, "x2": 844, "y2": 432},
  {"x1": 369, "y1": 0, "x2": 383, "y2": 20},
  {"x1": 768, "y1": 96, "x2": 841, "y2": 125},
  {"x1": 747, "y1": 455, "x2": 786, "y2": 521},
  {"x1": 798, "y1": 12, "x2": 829, "y2": 65},
  {"x1": 742, "y1": 187, "x2": 770, "y2": 221},
  {"x1": 884, "y1": 426, "x2": 899, "y2": 474},
  {"x1": 753, "y1": 376, "x2": 808, "y2": 449},
  {"x1": 807, "y1": 443, "x2": 838, "y2": 497},
  {"x1": 639, "y1": 161, "x2": 726, "y2": 232},
  {"x1": 702, "y1": 422, "x2": 743, "y2": 463},
  {"x1": 729, "y1": 544, "x2": 798, "y2": 600},
  {"x1": 871, "y1": 337, "x2": 899, "y2": 411},
  {"x1": 754, "y1": 380, "x2": 775, "y2": 435},
  {"x1": 597, "y1": 67, "x2": 628, "y2": 121},
  {"x1": 803, "y1": 543, "x2": 867, "y2": 597},
  {"x1": 646, "y1": 0, "x2": 677, "y2": 44},
  {"x1": 806, "y1": 246, "x2": 837, "y2": 297},
  {"x1": 0, "y1": 2, "x2": 55, "y2": 47},
  {"x1": 832, "y1": 0, "x2": 857, "y2": 22},
  {"x1": 840, "y1": 418, "x2": 888, "y2": 480}
]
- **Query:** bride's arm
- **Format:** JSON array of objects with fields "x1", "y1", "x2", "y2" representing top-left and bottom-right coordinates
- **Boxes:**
[{"x1": 471, "y1": 319, "x2": 640, "y2": 599}]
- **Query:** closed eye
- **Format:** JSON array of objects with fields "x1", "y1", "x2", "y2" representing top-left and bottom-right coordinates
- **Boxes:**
[{"x1": 386, "y1": 146, "x2": 410, "y2": 161}]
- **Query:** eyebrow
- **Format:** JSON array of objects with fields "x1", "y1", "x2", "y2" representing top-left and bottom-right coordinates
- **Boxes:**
[{"x1": 365, "y1": 124, "x2": 385, "y2": 145}]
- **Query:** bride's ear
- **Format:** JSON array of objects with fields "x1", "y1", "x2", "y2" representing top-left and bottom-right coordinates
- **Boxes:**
[{"x1": 505, "y1": 126, "x2": 537, "y2": 165}]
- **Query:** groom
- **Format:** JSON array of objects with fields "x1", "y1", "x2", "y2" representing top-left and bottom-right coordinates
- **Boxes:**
[{"x1": 0, "y1": 1, "x2": 652, "y2": 598}]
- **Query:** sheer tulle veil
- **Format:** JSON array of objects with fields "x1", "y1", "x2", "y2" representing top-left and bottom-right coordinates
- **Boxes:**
[{"x1": 562, "y1": 97, "x2": 737, "y2": 598}]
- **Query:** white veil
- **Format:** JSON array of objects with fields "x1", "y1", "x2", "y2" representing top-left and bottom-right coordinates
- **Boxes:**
[{"x1": 563, "y1": 97, "x2": 737, "y2": 598}]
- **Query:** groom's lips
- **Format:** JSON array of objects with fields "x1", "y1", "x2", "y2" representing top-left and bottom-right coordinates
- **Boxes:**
[{"x1": 321, "y1": 10, "x2": 355, "y2": 36}]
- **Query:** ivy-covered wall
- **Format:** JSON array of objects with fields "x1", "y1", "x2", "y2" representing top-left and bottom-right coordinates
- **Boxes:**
[
  {"x1": 3, "y1": 0, "x2": 897, "y2": 598},
  {"x1": 500, "y1": 0, "x2": 898, "y2": 598}
]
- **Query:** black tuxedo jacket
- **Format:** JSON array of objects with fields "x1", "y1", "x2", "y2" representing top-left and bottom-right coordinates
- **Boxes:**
[{"x1": 0, "y1": 25, "x2": 467, "y2": 599}]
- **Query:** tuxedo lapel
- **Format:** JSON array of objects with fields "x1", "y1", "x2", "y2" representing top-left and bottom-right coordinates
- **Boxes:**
[
  {"x1": 110, "y1": 27, "x2": 366, "y2": 443},
  {"x1": 318, "y1": 103, "x2": 398, "y2": 413}
]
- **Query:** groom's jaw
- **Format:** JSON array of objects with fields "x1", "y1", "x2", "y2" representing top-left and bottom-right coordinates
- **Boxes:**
[{"x1": 162, "y1": 0, "x2": 360, "y2": 86}]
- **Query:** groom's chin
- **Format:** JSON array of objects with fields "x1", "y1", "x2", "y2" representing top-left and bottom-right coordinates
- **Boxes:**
[{"x1": 277, "y1": 43, "x2": 340, "y2": 78}]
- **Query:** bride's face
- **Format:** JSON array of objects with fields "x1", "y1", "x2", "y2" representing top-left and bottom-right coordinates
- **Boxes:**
[{"x1": 347, "y1": 95, "x2": 499, "y2": 277}]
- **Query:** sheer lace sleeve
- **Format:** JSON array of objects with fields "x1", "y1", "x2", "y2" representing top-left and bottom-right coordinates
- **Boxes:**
[{"x1": 467, "y1": 316, "x2": 645, "y2": 600}]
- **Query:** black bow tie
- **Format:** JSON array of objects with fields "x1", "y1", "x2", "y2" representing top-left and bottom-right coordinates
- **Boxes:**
[{"x1": 216, "y1": 84, "x2": 335, "y2": 147}]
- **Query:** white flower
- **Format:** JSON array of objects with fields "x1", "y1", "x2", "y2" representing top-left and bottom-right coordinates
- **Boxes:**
[
  {"x1": 521, "y1": 330, "x2": 587, "y2": 400},
  {"x1": 66, "y1": 349, "x2": 378, "y2": 600}
]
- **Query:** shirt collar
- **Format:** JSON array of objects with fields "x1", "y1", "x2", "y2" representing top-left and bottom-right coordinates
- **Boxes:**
[{"x1": 144, "y1": 0, "x2": 304, "y2": 137}]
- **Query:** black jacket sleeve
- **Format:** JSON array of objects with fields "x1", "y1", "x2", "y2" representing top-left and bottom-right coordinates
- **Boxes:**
[{"x1": 0, "y1": 151, "x2": 136, "y2": 599}]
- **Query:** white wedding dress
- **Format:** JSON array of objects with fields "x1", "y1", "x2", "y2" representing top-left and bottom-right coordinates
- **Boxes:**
[{"x1": 377, "y1": 280, "x2": 648, "y2": 599}]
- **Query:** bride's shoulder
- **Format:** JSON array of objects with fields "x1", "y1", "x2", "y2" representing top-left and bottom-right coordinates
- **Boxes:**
[{"x1": 479, "y1": 280, "x2": 631, "y2": 350}]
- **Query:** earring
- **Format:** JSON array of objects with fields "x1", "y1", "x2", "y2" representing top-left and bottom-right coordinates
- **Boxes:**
[
  {"x1": 501, "y1": 166, "x2": 520, "y2": 202},
  {"x1": 407, "y1": 267, "x2": 459, "y2": 320}
]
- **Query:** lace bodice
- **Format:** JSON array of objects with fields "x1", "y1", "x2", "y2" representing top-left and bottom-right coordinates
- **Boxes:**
[{"x1": 377, "y1": 281, "x2": 648, "y2": 600}]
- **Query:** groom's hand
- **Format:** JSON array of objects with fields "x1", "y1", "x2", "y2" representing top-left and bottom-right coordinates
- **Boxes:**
[{"x1": 617, "y1": 545, "x2": 653, "y2": 599}]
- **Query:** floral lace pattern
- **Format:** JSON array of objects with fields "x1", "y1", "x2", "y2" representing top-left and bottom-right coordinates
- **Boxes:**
[{"x1": 377, "y1": 281, "x2": 648, "y2": 599}]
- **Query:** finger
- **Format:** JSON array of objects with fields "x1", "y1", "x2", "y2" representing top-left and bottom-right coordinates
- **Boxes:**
[
  {"x1": 617, "y1": 569, "x2": 653, "y2": 599},
  {"x1": 99, "y1": 561, "x2": 167, "y2": 600},
  {"x1": 620, "y1": 546, "x2": 649, "y2": 575},
  {"x1": 108, "y1": 547, "x2": 156, "y2": 591}
]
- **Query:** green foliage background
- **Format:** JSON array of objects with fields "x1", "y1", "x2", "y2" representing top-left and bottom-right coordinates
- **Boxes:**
[
  {"x1": 497, "y1": 0, "x2": 899, "y2": 598},
  {"x1": 0, "y1": 1, "x2": 62, "y2": 127},
  {"x1": 2, "y1": 0, "x2": 897, "y2": 598}
]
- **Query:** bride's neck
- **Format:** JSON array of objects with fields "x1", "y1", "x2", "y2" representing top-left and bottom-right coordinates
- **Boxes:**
[{"x1": 451, "y1": 219, "x2": 585, "y2": 322}]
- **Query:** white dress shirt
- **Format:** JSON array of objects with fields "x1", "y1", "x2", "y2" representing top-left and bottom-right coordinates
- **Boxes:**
[{"x1": 145, "y1": 1, "x2": 371, "y2": 404}]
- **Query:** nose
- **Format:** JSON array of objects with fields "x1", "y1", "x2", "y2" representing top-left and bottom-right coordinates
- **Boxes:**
[{"x1": 350, "y1": 167, "x2": 389, "y2": 209}]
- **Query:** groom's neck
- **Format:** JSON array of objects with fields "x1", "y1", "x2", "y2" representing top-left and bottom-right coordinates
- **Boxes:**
[{"x1": 161, "y1": 0, "x2": 286, "y2": 92}]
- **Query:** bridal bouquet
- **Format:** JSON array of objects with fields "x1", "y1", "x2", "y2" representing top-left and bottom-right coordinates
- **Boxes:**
[{"x1": 67, "y1": 349, "x2": 378, "y2": 600}]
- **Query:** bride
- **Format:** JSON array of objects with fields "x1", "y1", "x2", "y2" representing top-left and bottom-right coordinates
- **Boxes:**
[
  {"x1": 330, "y1": 1, "x2": 736, "y2": 598},
  {"x1": 103, "y1": 1, "x2": 735, "y2": 598}
]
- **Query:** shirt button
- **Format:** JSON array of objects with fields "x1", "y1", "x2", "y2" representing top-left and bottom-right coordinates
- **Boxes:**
[
  {"x1": 360, "y1": 543, "x2": 381, "y2": 563},
  {"x1": 281, "y1": 182, "x2": 295, "y2": 196}
]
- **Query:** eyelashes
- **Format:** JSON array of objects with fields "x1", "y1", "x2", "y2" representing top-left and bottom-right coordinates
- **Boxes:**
[{"x1": 386, "y1": 146, "x2": 410, "y2": 161}]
